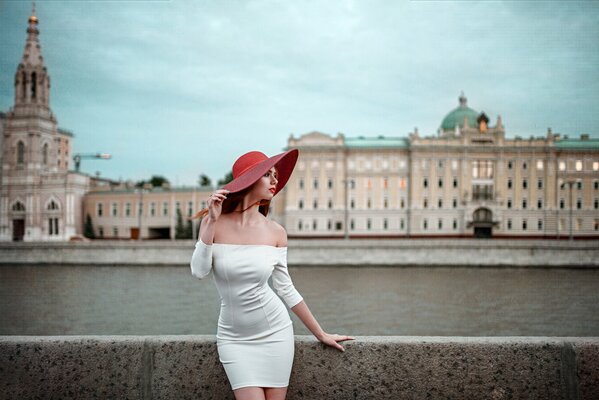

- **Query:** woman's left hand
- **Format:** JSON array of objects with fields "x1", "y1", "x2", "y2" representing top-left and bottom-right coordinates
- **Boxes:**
[{"x1": 317, "y1": 332, "x2": 355, "y2": 352}]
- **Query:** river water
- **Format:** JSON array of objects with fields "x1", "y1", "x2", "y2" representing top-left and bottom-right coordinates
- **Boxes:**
[{"x1": 1, "y1": 265, "x2": 598, "y2": 336}]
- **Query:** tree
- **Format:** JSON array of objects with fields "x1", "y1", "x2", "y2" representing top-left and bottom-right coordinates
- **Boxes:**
[
  {"x1": 135, "y1": 175, "x2": 169, "y2": 188},
  {"x1": 83, "y1": 213, "x2": 96, "y2": 239},
  {"x1": 199, "y1": 174, "x2": 211, "y2": 187},
  {"x1": 217, "y1": 171, "x2": 233, "y2": 187}
]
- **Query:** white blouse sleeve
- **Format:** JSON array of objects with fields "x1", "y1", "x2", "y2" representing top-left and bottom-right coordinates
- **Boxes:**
[
  {"x1": 272, "y1": 247, "x2": 303, "y2": 308},
  {"x1": 190, "y1": 238, "x2": 213, "y2": 279}
]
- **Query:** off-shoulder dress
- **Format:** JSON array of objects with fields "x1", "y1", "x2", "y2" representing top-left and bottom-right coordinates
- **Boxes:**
[{"x1": 190, "y1": 238, "x2": 303, "y2": 390}]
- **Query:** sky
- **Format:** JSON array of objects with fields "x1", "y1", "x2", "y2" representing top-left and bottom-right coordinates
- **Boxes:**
[{"x1": 1, "y1": 0, "x2": 598, "y2": 187}]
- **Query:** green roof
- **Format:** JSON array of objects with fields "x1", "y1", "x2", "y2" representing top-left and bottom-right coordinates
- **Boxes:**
[
  {"x1": 554, "y1": 138, "x2": 599, "y2": 150},
  {"x1": 440, "y1": 105, "x2": 479, "y2": 131},
  {"x1": 345, "y1": 135, "x2": 409, "y2": 148}
]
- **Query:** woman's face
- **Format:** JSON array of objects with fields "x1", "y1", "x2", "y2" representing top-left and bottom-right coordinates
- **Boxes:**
[{"x1": 251, "y1": 166, "x2": 279, "y2": 200}]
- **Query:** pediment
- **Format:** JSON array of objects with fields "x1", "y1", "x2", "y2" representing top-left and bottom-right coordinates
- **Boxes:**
[{"x1": 296, "y1": 131, "x2": 336, "y2": 145}]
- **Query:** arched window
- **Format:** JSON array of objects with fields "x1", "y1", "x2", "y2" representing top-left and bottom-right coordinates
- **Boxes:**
[
  {"x1": 12, "y1": 201, "x2": 26, "y2": 211},
  {"x1": 31, "y1": 72, "x2": 37, "y2": 99},
  {"x1": 47, "y1": 200, "x2": 59, "y2": 210},
  {"x1": 21, "y1": 71, "x2": 26, "y2": 101},
  {"x1": 17, "y1": 141, "x2": 25, "y2": 164},
  {"x1": 42, "y1": 143, "x2": 48, "y2": 165}
]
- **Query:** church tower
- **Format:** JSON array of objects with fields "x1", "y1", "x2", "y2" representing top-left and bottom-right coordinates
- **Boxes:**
[{"x1": 0, "y1": 4, "x2": 90, "y2": 241}]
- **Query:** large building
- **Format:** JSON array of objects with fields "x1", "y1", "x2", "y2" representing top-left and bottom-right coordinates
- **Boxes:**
[
  {"x1": 2, "y1": 9, "x2": 598, "y2": 242},
  {"x1": 0, "y1": 9, "x2": 90, "y2": 241},
  {"x1": 283, "y1": 94, "x2": 599, "y2": 239}
]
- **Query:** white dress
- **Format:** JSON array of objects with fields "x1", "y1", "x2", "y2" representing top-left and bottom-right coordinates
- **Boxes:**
[{"x1": 190, "y1": 238, "x2": 304, "y2": 390}]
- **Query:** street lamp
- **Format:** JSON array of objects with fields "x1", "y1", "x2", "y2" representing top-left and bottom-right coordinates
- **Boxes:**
[
  {"x1": 73, "y1": 153, "x2": 111, "y2": 172},
  {"x1": 560, "y1": 180, "x2": 575, "y2": 242}
]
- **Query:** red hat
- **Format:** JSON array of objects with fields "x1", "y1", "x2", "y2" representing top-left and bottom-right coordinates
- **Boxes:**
[{"x1": 221, "y1": 149, "x2": 299, "y2": 196}]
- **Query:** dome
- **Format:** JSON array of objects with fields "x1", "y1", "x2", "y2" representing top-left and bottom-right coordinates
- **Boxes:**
[{"x1": 440, "y1": 93, "x2": 479, "y2": 131}]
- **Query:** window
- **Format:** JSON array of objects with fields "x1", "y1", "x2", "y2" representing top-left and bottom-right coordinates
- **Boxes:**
[
  {"x1": 537, "y1": 199, "x2": 543, "y2": 209},
  {"x1": 423, "y1": 178, "x2": 428, "y2": 188},
  {"x1": 577, "y1": 198, "x2": 582, "y2": 209},
  {"x1": 125, "y1": 202, "x2": 131, "y2": 217},
  {"x1": 507, "y1": 160, "x2": 513, "y2": 170},
  {"x1": 327, "y1": 178, "x2": 333, "y2": 189},
  {"x1": 575, "y1": 160, "x2": 583, "y2": 171},
  {"x1": 453, "y1": 178, "x2": 458, "y2": 188},
  {"x1": 522, "y1": 219, "x2": 527, "y2": 230},
  {"x1": 438, "y1": 178, "x2": 443, "y2": 188},
  {"x1": 595, "y1": 199, "x2": 598, "y2": 209},
  {"x1": 298, "y1": 220, "x2": 302, "y2": 231},
  {"x1": 507, "y1": 179, "x2": 512, "y2": 189},
  {"x1": 438, "y1": 160, "x2": 444, "y2": 169},
  {"x1": 507, "y1": 199, "x2": 512, "y2": 209},
  {"x1": 367, "y1": 198, "x2": 371, "y2": 209},
  {"x1": 328, "y1": 199, "x2": 332, "y2": 209},
  {"x1": 438, "y1": 198, "x2": 443, "y2": 208},
  {"x1": 327, "y1": 220, "x2": 332, "y2": 230},
  {"x1": 98, "y1": 227, "x2": 104, "y2": 237},
  {"x1": 113, "y1": 227, "x2": 118, "y2": 237},
  {"x1": 522, "y1": 161, "x2": 527, "y2": 170},
  {"x1": 560, "y1": 199, "x2": 565, "y2": 209},
  {"x1": 438, "y1": 219, "x2": 443, "y2": 230},
  {"x1": 163, "y1": 202, "x2": 168, "y2": 216},
  {"x1": 423, "y1": 198, "x2": 428, "y2": 208},
  {"x1": 595, "y1": 180, "x2": 599, "y2": 190},
  {"x1": 151, "y1": 202, "x2": 157, "y2": 217},
  {"x1": 313, "y1": 199, "x2": 318, "y2": 209},
  {"x1": 299, "y1": 179, "x2": 304, "y2": 189},
  {"x1": 111, "y1": 203, "x2": 118, "y2": 217},
  {"x1": 452, "y1": 198, "x2": 457, "y2": 208},
  {"x1": 312, "y1": 219, "x2": 317, "y2": 230},
  {"x1": 350, "y1": 219, "x2": 355, "y2": 230},
  {"x1": 383, "y1": 218, "x2": 388, "y2": 230},
  {"x1": 453, "y1": 219, "x2": 457, "y2": 230},
  {"x1": 383, "y1": 198, "x2": 388, "y2": 209},
  {"x1": 559, "y1": 161, "x2": 566, "y2": 171},
  {"x1": 313, "y1": 179, "x2": 318, "y2": 189},
  {"x1": 472, "y1": 160, "x2": 493, "y2": 179},
  {"x1": 593, "y1": 161, "x2": 599, "y2": 171},
  {"x1": 350, "y1": 199, "x2": 355, "y2": 209},
  {"x1": 523, "y1": 179, "x2": 528, "y2": 189},
  {"x1": 48, "y1": 218, "x2": 59, "y2": 235},
  {"x1": 298, "y1": 200, "x2": 303, "y2": 209},
  {"x1": 522, "y1": 199, "x2": 527, "y2": 209},
  {"x1": 423, "y1": 219, "x2": 428, "y2": 230},
  {"x1": 595, "y1": 220, "x2": 599, "y2": 231},
  {"x1": 537, "y1": 179, "x2": 543, "y2": 189},
  {"x1": 577, "y1": 180, "x2": 582, "y2": 190},
  {"x1": 538, "y1": 219, "x2": 543, "y2": 230},
  {"x1": 507, "y1": 219, "x2": 512, "y2": 230},
  {"x1": 400, "y1": 219, "x2": 405, "y2": 230},
  {"x1": 536, "y1": 160, "x2": 544, "y2": 170},
  {"x1": 97, "y1": 203, "x2": 103, "y2": 217},
  {"x1": 17, "y1": 141, "x2": 25, "y2": 164},
  {"x1": 366, "y1": 218, "x2": 371, "y2": 230}
]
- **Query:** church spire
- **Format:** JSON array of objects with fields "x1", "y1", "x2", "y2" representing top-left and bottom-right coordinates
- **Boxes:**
[{"x1": 14, "y1": 1, "x2": 51, "y2": 109}]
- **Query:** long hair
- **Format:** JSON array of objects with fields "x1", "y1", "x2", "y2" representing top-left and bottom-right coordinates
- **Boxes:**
[{"x1": 188, "y1": 181, "x2": 271, "y2": 221}]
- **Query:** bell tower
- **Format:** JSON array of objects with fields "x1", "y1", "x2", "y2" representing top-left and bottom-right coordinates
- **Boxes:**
[{"x1": 13, "y1": 2, "x2": 54, "y2": 119}]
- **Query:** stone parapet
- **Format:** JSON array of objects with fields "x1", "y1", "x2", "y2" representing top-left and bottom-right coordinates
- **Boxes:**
[
  {"x1": 1, "y1": 336, "x2": 597, "y2": 399},
  {"x1": 1, "y1": 239, "x2": 598, "y2": 266}
]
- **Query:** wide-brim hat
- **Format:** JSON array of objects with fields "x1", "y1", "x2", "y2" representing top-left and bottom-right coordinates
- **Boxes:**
[{"x1": 221, "y1": 148, "x2": 299, "y2": 196}]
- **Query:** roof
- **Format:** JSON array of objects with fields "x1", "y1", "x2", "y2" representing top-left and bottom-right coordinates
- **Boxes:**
[
  {"x1": 554, "y1": 138, "x2": 599, "y2": 150},
  {"x1": 345, "y1": 135, "x2": 409, "y2": 149}
]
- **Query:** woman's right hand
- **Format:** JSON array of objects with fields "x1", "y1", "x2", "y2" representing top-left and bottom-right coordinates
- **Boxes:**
[{"x1": 207, "y1": 189, "x2": 229, "y2": 221}]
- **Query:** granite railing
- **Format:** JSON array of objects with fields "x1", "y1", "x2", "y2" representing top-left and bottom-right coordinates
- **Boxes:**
[
  {"x1": 1, "y1": 238, "x2": 599, "y2": 266},
  {"x1": 1, "y1": 336, "x2": 597, "y2": 399}
]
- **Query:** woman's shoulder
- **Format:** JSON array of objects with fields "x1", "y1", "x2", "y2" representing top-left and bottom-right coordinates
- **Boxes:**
[{"x1": 267, "y1": 219, "x2": 288, "y2": 247}]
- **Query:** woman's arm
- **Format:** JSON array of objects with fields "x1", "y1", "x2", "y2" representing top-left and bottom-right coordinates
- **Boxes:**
[
  {"x1": 272, "y1": 221, "x2": 354, "y2": 351},
  {"x1": 291, "y1": 301, "x2": 354, "y2": 352}
]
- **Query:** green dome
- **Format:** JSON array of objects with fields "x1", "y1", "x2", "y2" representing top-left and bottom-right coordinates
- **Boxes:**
[{"x1": 440, "y1": 93, "x2": 479, "y2": 131}]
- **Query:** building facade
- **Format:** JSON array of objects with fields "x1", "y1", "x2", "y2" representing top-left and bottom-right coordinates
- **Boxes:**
[
  {"x1": 0, "y1": 10, "x2": 90, "y2": 242},
  {"x1": 283, "y1": 94, "x2": 599, "y2": 238}
]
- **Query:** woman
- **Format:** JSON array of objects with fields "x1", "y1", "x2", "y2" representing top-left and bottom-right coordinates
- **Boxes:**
[{"x1": 190, "y1": 149, "x2": 354, "y2": 400}]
